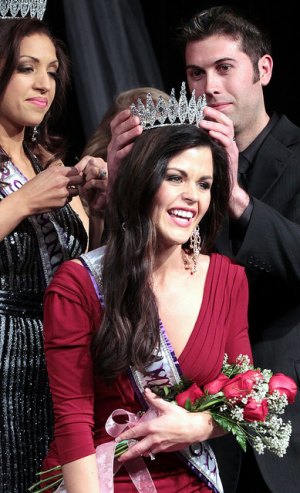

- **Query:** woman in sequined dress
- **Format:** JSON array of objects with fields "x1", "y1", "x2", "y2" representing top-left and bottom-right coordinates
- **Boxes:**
[{"x1": 0, "y1": 18, "x2": 107, "y2": 493}]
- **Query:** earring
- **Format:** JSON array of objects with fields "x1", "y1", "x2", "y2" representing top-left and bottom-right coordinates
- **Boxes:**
[
  {"x1": 31, "y1": 126, "x2": 39, "y2": 143},
  {"x1": 190, "y1": 225, "x2": 201, "y2": 274}
]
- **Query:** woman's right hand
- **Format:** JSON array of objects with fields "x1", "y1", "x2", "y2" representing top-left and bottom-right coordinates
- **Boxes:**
[{"x1": 18, "y1": 165, "x2": 83, "y2": 215}]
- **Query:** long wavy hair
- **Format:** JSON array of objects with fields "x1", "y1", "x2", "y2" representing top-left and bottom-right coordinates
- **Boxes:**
[
  {"x1": 0, "y1": 18, "x2": 70, "y2": 168},
  {"x1": 92, "y1": 124, "x2": 230, "y2": 379}
]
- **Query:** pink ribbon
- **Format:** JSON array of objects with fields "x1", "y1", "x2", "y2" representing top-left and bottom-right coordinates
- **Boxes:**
[{"x1": 96, "y1": 407, "x2": 158, "y2": 492}]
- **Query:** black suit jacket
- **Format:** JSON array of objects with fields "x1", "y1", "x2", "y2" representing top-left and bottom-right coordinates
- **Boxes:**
[{"x1": 212, "y1": 114, "x2": 300, "y2": 493}]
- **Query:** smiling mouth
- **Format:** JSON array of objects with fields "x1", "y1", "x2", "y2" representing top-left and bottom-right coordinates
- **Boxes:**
[{"x1": 168, "y1": 209, "x2": 195, "y2": 224}]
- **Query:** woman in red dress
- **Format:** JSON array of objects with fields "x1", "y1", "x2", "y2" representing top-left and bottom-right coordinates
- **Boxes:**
[{"x1": 43, "y1": 122, "x2": 252, "y2": 492}]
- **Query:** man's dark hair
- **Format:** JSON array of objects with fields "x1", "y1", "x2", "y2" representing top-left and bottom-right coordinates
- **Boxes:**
[{"x1": 178, "y1": 6, "x2": 272, "y2": 81}]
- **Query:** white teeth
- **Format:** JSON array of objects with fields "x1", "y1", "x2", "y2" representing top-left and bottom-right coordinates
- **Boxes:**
[{"x1": 170, "y1": 209, "x2": 193, "y2": 219}]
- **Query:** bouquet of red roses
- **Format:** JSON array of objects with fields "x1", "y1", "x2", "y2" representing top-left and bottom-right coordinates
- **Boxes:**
[
  {"x1": 30, "y1": 354, "x2": 297, "y2": 492},
  {"x1": 152, "y1": 354, "x2": 298, "y2": 457}
]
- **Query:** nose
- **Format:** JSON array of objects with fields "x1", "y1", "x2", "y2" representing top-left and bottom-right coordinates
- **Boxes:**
[
  {"x1": 181, "y1": 181, "x2": 198, "y2": 203},
  {"x1": 34, "y1": 69, "x2": 51, "y2": 92},
  {"x1": 203, "y1": 71, "x2": 221, "y2": 97}
]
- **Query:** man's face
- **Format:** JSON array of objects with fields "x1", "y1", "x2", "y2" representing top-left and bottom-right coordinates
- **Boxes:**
[{"x1": 185, "y1": 34, "x2": 264, "y2": 133}]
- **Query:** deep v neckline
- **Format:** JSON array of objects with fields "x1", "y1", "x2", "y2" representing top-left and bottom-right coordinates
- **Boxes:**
[{"x1": 159, "y1": 254, "x2": 213, "y2": 361}]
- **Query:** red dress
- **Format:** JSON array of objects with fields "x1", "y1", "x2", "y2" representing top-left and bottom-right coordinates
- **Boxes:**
[{"x1": 43, "y1": 253, "x2": 252, "y2": 492}]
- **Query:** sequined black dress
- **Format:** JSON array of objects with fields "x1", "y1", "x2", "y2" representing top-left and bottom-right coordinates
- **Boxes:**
[{"x1": 0, "y1": 157, "x2": 88, "y2": 493}]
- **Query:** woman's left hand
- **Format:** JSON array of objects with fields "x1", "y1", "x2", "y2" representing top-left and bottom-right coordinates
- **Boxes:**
[
  {"x1": 116, "y1": 388, "x2": 220, "y2": 462},
  {"x1": 75, "y1": 156, "x2": 108, "y2": 216}
]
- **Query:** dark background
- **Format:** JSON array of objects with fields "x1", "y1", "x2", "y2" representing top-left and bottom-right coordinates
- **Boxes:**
[{"x1": 44, "y1": 1, "x2": 300, "y2": 162}]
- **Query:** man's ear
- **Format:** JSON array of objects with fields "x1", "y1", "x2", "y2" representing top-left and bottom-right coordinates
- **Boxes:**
[{"x1": 258, "y1": 54, "x2": 273, "y2": 85}]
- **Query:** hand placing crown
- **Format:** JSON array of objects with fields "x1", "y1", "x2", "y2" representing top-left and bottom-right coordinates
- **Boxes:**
[
  {"x1": 0, "y1": 0, "x2": 47, "y2": 19},
  {"x1": 130, "y1": 82, "x2": 206, "y2": 130}
]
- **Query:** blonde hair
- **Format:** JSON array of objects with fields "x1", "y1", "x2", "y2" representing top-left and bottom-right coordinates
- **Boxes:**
[{"x1": 82, "y1": 87, "x2": 169, "y2": 160}]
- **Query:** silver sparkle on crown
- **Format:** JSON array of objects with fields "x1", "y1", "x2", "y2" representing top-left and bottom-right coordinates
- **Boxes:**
[
  {"x1": 0, "y1": 0, "x2": 47, "y2": 19},
  {"x1": 130, "y1": 82, "x2": 206, "y2": 130}
]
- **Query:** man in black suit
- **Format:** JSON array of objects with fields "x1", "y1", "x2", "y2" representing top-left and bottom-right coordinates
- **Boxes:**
[
  {"x1": 179, "y1": 6, "x2": 300, "y2": 493},
  {"x1": 107, "y1": 6, "x2": 300, "y2": 492}
]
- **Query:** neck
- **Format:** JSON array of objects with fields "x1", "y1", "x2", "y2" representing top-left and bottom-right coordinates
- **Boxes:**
[
  {"x1": 153, "y1": 245, "x2": 190, "y2": 284},
  {"x1": 0, "y1": 127, "x2": 26, "y2": 159},
  {"x1": 235, "y1": 109, "x2": 270, "y2": 152}
]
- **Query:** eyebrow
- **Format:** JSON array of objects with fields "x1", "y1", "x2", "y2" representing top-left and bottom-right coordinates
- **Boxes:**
[
  {"x1": 186, "y1": 57, "x2": 236, "y2": 70},
  {"x1": 19, "y1": 55, "x2": 59, "y2": 65},
  {"x1": 167, "y1": 167, "x2": 213, "y2": 180}
]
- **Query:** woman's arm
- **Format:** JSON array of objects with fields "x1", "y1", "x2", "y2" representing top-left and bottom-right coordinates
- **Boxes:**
[
  {"x1": 116, "y1": 388, "x2": 225, "y2": 462},
  {"x1": 0, "y1": 165, "x2": 82, "y2": 241},
  {"x1": 43, "y1": 262, "x2": 102, "y2": 491},
  {"x1": 62, "y1": 455, "x2": 100, "y2": 493}
]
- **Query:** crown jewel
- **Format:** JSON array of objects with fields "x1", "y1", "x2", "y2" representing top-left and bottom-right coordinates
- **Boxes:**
[
  {"x1": 130, "y1": 82, "x2": 206, "y2": 130},
  {"x1": 0, "y1": 0, "x2": 47, "y2": 19}
]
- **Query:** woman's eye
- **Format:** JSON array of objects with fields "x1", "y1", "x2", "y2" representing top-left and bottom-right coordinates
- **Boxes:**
[
  {"x1": 166, "y1": 175, "x2": 182, "y2": 183},
  {"x1": 48, "y1": 71, "x2": 58, "y2": 80},
  {"x1": 198, "y1": 182, "x2": 211, "y2": 190},
  {"x1": 17, "y1": 66, "x2": 33, "y2": 73}
]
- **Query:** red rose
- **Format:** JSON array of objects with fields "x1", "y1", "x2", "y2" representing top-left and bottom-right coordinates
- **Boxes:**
[
  {"x1": 176, "y1": 382, "x2": 204, "y2": 408},
  {"x1": 204, "y1": 374, "x2": 231, "y2": 394},
  {"x1": 222, "y1": 370, "x2": 263, "y2": 402},
  {"x1": 268, "y1": 373, "x2": 298, "y2": 404},
  {"x1": 243, "y1": 397, "x2": 269, "y2": 422}
]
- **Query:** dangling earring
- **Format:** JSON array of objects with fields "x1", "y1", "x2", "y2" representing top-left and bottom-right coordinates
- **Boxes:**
[
  {"x1": 31, "y1": 126, "x2": 39, "y2": 143},
  {"x1": 190, "y1": 225, "x2": 201, "y2": 274}
]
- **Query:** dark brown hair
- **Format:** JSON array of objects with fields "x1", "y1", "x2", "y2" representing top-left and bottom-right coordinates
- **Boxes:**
[
  {"x1": 0, "y1": 18, "x2": 70, "y2": 167},
  {"x1": 92, "y1": 124, "x2": 230, "y2": 379},
  {"x1": 177, "y1": 6, "x2": 272, "y2": 82}
]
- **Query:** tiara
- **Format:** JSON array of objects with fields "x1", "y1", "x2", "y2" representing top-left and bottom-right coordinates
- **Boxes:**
[
  {"x1": 130, "y1": 82, "x2": 206, "y2": 130},
  {"x1": 0, "y1": 0, "x2": 47, "y2": 19}
]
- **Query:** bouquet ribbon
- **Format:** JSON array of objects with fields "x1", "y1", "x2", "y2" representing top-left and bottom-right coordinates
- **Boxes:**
[
  {"x1": 98, "y1": 407, "x2": 158, "y2": 493},
  {"x1": 56, "y1": 408, "x2": 158, "y2": 493}
]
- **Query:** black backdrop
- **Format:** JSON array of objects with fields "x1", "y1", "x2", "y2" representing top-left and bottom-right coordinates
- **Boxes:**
[{"x1": 44, "y1": 0, "x2": 300, "y2": 163}]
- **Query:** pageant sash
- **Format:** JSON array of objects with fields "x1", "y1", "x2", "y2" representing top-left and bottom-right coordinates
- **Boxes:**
[
  {"x1": 0, "y1": 160, "x2": 69, "y2": 285},
  {"x1": 80, "y1": 247, "x2": 224, "y2": 493},
  {"x1": 128, "y1": 327, "x2": 223, "y2": 493}
]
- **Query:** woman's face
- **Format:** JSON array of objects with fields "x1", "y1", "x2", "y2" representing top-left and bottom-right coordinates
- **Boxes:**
[
  {"x1": 152, "y1": 145, "x2": 213, "y2": 249},
  {"x1": 0, "y1": 33, "x2": 58, "y2": 132}
]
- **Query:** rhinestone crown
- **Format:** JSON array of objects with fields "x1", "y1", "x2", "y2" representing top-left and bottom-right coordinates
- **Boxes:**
[
  {"x1": 130, "y1": 82, "x2": 206, "y2": 130},
  {"x1": 0, "y1": 0, "x2": 47, "y2": 19}
]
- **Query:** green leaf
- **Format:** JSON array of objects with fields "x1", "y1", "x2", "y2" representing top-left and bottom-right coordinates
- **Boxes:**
[
  {"x1": 184, "y1": 398, "x2": 192, "y2": 411},
  {"x1": 212, "y1": 414, "x2": 247, "y2": 453}
]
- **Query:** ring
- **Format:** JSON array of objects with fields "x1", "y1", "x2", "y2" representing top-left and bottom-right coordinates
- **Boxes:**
[
  {"x1": 148, "y1": 450, "x2": 156, "y2": 461},
  {"x1": 98, "y1": 169, "x2": 107, "y2": 179}
]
